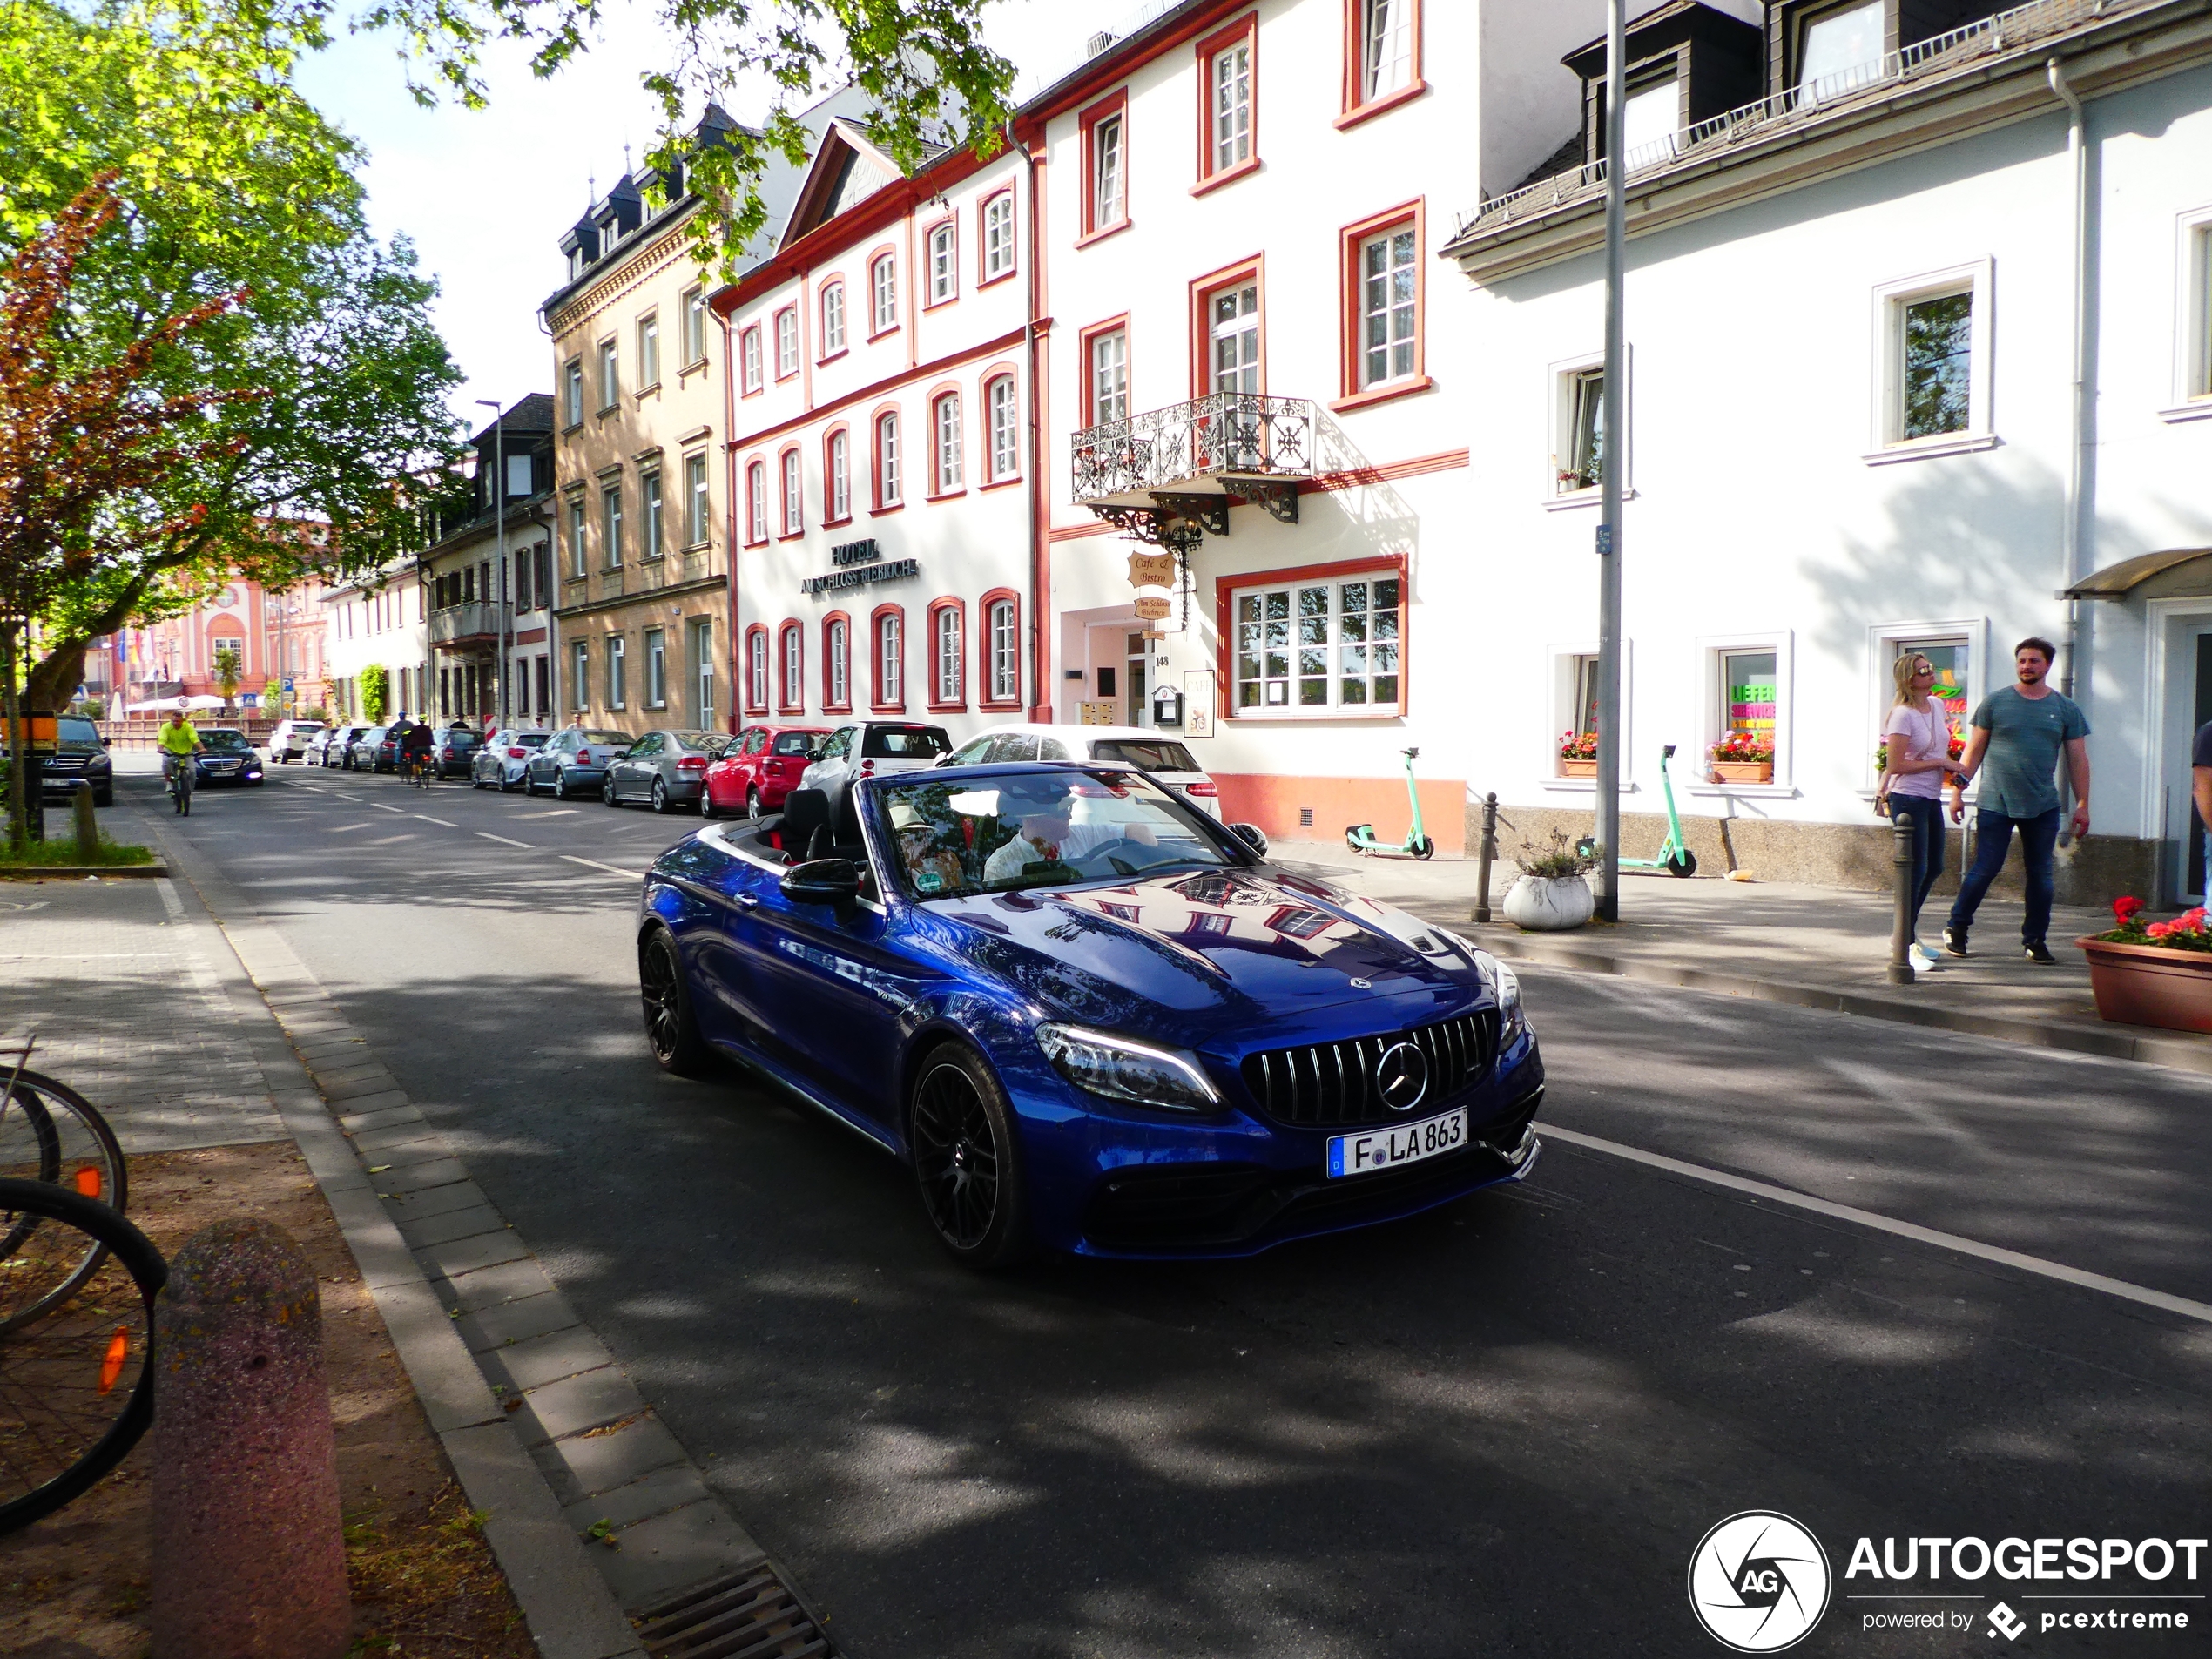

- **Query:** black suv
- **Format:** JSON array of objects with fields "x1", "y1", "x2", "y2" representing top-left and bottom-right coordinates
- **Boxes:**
[{"x1": 9, "y1": 715, "x2": 115, "y2": 807}]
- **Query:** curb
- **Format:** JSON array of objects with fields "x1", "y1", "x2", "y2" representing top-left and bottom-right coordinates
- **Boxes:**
[
  {"x1": 0, "y1": 863, "x2": 167, "y2": 880},
  {"x1": 122, "y1": 788, "x2": 789, "y2": 1658},
  {"x1": 1478, "y1": 930, "x2": 2212, "y2": 1079}
]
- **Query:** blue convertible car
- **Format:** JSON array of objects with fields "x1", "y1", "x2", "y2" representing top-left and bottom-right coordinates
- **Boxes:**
[{"x1": 637, "y1": 762, "x2": 1543, "y2": 1266}]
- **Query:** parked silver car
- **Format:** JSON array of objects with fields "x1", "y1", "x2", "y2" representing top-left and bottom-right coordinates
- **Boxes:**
[
  {"x1": 523, "y1": 726, "x2": 632, "y2": 799},
  {"x1": 795, "y1": 719, "x2": 951, "y2": 818},
  {"x1": 601, "y1": 729, "x2": 730, "y2": 813},
  {"x1": 939, "y1": 723, "x2": 1224, "y2": 817},
  {"x1": 308, "y1": 724, "x2": 368, "y2": 766},
  {"x1": 471, "y1": 727, "x2": 551, "y2": 792}
]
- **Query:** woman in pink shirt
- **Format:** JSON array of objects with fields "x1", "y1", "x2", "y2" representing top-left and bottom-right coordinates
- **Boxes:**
[{"x1": 1875, "y1": 652, "x2": 1966, "y2": 970}]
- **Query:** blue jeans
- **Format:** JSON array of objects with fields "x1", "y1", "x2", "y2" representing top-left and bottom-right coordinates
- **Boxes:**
[
  {"x1": 1888, "y1": 796, "x2": 1946, "y2": 934},
  {"x1": 1946, "y1": 807, "x2": 2060, "y2": 948}
]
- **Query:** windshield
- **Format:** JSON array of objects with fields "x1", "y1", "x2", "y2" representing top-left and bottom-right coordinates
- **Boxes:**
[
  {"x1": 440, "y1": 729, "x2": 479, "y2": 745},
  {"x1": 862, "y1": 725, "x2": 949, "y2": 759},
  {"x1": 57, "y1": 717, "x2": 98, "y2": 749},
  {"x1": 200, "y1": 730, "x2": 253, "y2": 753},
  {"x1": 511, "y1": 732, "x2": 550, "y2": 748},
  {"x1": 772, "y1": 731, "x2": 822, "y2": 756},
  {"x1": 1090, "y1": 739, "x2": 1201, "y2": 772},
  {"x1": 581, "y1": 730, "x2": 630, "y2": 747},
  {"x1": 878, "y1": 769, "x2": 1237, "y2": 900}
]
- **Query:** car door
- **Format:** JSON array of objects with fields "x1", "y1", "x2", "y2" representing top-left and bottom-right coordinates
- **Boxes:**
[
  {"x1": 616, "y1": 734, "x2": 657, "y2": 799},
  {"x1": 535, "y1": 730, "x2": 572, "y2": 786},
  {"x1": 805, "y1": 726, "x2": 853, "y2": 809}
]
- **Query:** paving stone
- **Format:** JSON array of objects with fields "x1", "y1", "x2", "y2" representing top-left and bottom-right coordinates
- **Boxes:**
[
  {"x1": 376, "y1": 1156, "x2": 472, "y2": 1194},
  {"x1": 456, "y1": 1290, "x2": 587, "y2": 1354},
  {"x1": 381, "y1": 1180, "x2": 492, "y2": 1223},
  {"x1": 431, "y1": 1255, "x2": 555, "y2": 1315},
  {"x1": 561, "y1": 1465, "x2": 713, "y2": 1539},
  {"x1": 352, "y1": 1122, "x2": 448, "y2": 1156},
  {"x1": 398, "y1": 1204, "x2": 509, "y2": 1250},
  {"x1": 528, "y1": 1414, "x2": 690, "y2": 1510},
  {"x1": 415, "y1": 1226, "x2": 535, "y2": 1280},
  {"x1": 317, "y1": 1065, "x2": 400, "y2": 1096},
  {"x1": 509, "y1": 1366, "x2": 644, "y2": 1448},
  {"x1": 590, "y1": 1501, "x2": 765, "y2": 1614},
  {"x1": 327, "y1": 1087, "x2": 408, "y2": 1116},
  {"x1": 479, "y1": 1325, "x2": 617, "y2": 1395},
  {"x1": 338, "y1": 1104, "x2": 426, "y2": 1134}
]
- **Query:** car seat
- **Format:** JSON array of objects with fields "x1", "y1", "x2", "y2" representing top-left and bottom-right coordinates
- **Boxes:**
[{"x1": 776, "y1": 788, "x2": 831, "y2": 863}]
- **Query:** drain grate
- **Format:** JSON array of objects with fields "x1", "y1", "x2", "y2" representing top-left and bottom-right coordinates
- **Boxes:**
[{"x1": 632, "y1": 1559, "x2": 840, "y2": 1659}]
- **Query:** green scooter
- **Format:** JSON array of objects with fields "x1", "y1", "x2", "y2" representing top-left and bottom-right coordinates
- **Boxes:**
[
  {"x1": 1578, "y1": 744, "x2": 1697, "y2": 877},
  {"x1": 1345, "y1": 746, "x2": 1434, "y2": 860}
]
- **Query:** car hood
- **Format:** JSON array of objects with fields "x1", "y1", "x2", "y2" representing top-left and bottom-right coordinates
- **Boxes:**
[{"x1": 922, "y1": 865, "x2": 1479, "y2": 1046}]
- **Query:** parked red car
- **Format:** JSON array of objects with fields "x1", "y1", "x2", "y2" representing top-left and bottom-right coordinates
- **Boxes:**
[{"x1": 701, "y1": 724, "x2": 830, "y2": 819}]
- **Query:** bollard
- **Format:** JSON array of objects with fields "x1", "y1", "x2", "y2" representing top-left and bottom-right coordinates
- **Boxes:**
[
  {"x1": 1472, "y1": 792, "x2": 1500, "y2": 922},
  {"x1": 1887, "y1": 810, "x2": 1916, "y2": 987},
  {"x1": 71, "y1": 786, "x2": 97, "y2": 861},
  {"x1": 153, "y1": 1218, "x2": 350, "y2": 1659}
]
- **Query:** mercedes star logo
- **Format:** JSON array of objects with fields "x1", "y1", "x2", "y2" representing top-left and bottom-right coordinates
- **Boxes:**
[
  {"x1": 1373, "y1": 1042, "x2": 1429, "y2": 1113},
  {"x1": 1348, "y1": 977, "x2": 1372, "y2": 989}
]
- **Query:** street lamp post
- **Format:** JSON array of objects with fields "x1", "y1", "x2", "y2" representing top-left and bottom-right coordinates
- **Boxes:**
[
  {"x1": 477, "y1": 398, "x2": 509, "y2": 732},
  {"x1": 1594, "y1": 0, "x2": 1629, "y2": 924}
]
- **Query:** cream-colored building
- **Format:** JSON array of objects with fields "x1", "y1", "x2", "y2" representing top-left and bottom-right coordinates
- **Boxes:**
[{"x1": 543, "y1": 114, "x2": 745, "y2": 737}]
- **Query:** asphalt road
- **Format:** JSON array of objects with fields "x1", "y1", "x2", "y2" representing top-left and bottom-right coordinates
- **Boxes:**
[{"x1": 135, "y1": 763, "x2": 2212, "y2": 1657}]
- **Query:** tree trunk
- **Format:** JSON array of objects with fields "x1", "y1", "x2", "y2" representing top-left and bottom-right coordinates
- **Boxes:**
[
  {"x1": 26, "y1": 637, "x2": 88, "y2": 714},
  {"x1": 2, "y1": 626, "x2": 30, "y2": 851}
]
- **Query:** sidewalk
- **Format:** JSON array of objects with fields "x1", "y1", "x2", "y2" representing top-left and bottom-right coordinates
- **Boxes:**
[{"x1": 1267, "y1": 837, "x2": 2212, "y2": 1078}]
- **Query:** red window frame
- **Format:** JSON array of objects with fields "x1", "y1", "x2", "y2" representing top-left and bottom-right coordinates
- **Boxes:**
[
  {"x1": 980, "y1": 368, "x2": 1022, "y2": 488},
  {"x1": 1338, "y1": 0, "x2": 1427, "y2": 130},
  {"x1": 776, "y1": 443, "x2": 804, "y2": 539},
  {"x1": 739, "y1": 325, "x2": 764, "y2": 396},
  {"x1": 1079, "y1": 315, "x2": 1132, "y2": 430},
  {"x1": 1193, "y1": 12, "x2": 1261, "y2": 197},
  {"x1": 1077, "y1": 89, "x2": 1131, "y2": 245},
  {"x1": 926, "y1": 597, "x2": 968, "y2": 711},
  {"x1": 777, "y1": 620, "x2": 805, "y2": 713},
  {"x1": 871, "y1": 402, "x2": 904, "y2": 512},
  {"x1": 816, "y1": 276, "x2": 848, "y2": 362},
  {"x1": 867, "y1": 246, "x2": 900, "y2": 339},
  {"x1": 743, "y1": 623, "x2": 771, "y2": 714},
  {"x1": 927, "y1": 386, "x2": 966, "y2": 500},
  {"x1": 1190, "y1": 255, "x2": 1267, "y2": 401},
  {"x1": 977, "y1": 188, "x2": 1018, "y2": 287},
  {"x1": 822, "y1": 424, "x2": 853, "y2": 525},
  {"x1": 772, "y1": 305, "x2": 799, "y2": 381},
  {"x1": 1211, "y1": 554, "x2": 1410, "y2": 723},
  {"x1": 821, "y1": 610, "x2": 853, "y2": 711},
  {"x1": 922, "y1": 215, "x2": 959, "y2": 309},
  {"x1": 1334, "y1": 199, "x2": 1432, "y2": 412},
  {"x1": 870, "y1": 603, "x2": 907, "y2": 712},
  {"x1": 978, "y1": 587, "x2": 1022, "y2": 709},
  {"x1": 744, "y1": 458, "x2": 768, "y2": 547}
]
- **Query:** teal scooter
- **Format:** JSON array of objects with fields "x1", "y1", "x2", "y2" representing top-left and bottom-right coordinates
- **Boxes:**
[
  {"x1": 1346, "y1": 746, "x2": 1435, "y2": 860},
  {"x1": 1579, "y1": 744, "x2": 1697, "y2": 877}
]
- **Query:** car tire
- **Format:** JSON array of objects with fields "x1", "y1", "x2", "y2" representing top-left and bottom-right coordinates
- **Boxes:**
[
  {"x1": 745, "y1": 786, "x2": 761, "y2": 820},
  {"x1": 554, "y1": 770, "x2": 570, "y2": 800},
  {"x1": 603, "y1": 776, "x2": 620, "y2": 807},
  {"x1": 907, "y1": 1043, "x2": 1030, "y2": 1271},
  {"x1": 699, "y1": 790, "x2": 719, "y2": 820},
  {"x1": 639, "y1": 928, "x2": 711, "y2": 1078},
  {"x1": 651, "y1": 778, "x2": 671, "y2": 814}
]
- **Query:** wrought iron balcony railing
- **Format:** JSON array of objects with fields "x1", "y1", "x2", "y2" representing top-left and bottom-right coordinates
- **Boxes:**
[{"x1": 1073, "y1": 392, "x2": 1314, "y2": 505}]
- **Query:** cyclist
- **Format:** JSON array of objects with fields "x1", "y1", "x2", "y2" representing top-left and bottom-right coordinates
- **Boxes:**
[
  {"x1": 398, "y1": 718, "x2": 435, "y2": 786},
  {"x1": 156, "y1": 708, "x2": 201, "y2": 809}
]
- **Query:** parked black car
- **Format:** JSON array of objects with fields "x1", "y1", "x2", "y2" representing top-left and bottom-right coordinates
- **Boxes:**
[
  {"x1": 192, "y1": 727, "x2": 265, "y2": 787},
  {"x1": 428, "y1": 725, "x2": 481, "y2": 779},
  {"x1": 3, "y1": 714, "x2": 115, "y2": 806}
]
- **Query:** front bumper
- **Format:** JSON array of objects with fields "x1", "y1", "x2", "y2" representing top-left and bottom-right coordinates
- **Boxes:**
[{"x1": 1013, "y1": 1038, "x2": 1547, "y2": 1259}]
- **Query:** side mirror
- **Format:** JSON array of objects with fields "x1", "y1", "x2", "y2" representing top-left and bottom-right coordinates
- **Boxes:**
[
  {"x1": 806, "y1": 748, "x2": 825, "y2": 764},
  {"x1": 781, "y1": 858, "x2": 861, "y2": 907},
  {"x1": 1228, "y1": 822, "x2": 1270, "y2": 858}
]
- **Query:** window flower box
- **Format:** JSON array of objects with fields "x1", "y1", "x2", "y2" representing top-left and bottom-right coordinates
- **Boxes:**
[
  {"x1": 1710, "y1": 760, "x2": 1773, "y2": 784},
  {"x1": 2079, "y1": 900, "x2": 2212, "y2": 1033},
  {"x1": 1557, "y1": 759, "x2": 1597, "y2": 779},
  {"x1": 1556, "y1": 731, "x2": 1597, "y2": 779},
  {"x1": 1710, "y1": 731, "x2": 1774, "y2": 785}
]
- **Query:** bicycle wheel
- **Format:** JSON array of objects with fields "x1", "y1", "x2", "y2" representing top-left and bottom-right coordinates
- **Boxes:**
[
  {"x1": 0, "y1": 1071, "x2": 127, "y2": 1332},
  {"x1": 0, "y1": 1177, "x2": 165, "y2": 1534}
]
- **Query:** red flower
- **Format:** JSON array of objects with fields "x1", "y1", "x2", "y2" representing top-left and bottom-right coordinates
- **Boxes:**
[{"x1": 2114, "y1": 895, "x2": 2146, "y2": 923}]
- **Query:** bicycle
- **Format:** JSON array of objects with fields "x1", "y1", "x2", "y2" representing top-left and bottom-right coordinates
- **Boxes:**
[
  {"x1": 2, "y1": 1036, "x2": 129, "y2": 1328},
  {"x1": 408, "y1": 747, "x2": 436, "y2": 790},
  {"x1": 0, "y1": 1177, "x2": 166, "y2": 1534},
  {"x1": 165, "y1": 749, "x2": 198, "y2": 816}
]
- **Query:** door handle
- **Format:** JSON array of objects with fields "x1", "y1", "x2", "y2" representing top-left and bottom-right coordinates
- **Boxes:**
[{"x1": 733, "y1": 893, "x2": 759, "y2": 910}]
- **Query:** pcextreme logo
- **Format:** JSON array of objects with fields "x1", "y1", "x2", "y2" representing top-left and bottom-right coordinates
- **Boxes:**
[{"x1": 1688, "y1": 1511, "x2": 1833, "y2": 1652}]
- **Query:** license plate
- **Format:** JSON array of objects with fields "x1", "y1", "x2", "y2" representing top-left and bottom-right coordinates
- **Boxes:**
[{"x1": 1326, "y1": 1108, "x2": 1467, "y2": 1178}]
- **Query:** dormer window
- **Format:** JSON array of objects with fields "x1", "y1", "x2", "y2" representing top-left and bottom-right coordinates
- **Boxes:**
[
  {"x1": 1796, "y1": 0, "x2": 1885, "y2": 99},
  {"x1": 1622, "y1": 77, "x2": 1681, "y2": 165}
]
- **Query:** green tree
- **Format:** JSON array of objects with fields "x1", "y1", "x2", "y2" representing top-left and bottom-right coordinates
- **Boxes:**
[
  {"x1": 0, "y1": 0, "x2": 462, "y2": 715},
  {"x1": 360, "y1": 664, "x2": 388, "y2": 722},
  {"x1": 352, "y1": 0, "x2": 1016, "y2": 274},
  {"x1": 212, "y1": 644, "x2": 243, "y2": 707}
]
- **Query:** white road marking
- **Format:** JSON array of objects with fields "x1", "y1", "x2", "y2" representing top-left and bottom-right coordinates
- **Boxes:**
[
  {"x1": 413, "y1": 815, "x2": 458, "y2": 827},
  {"x1": 476, "y1": 832, "x2": 532, "y2": 848},
  {"x1": 368, "y1": 803, "x2": 405, "y2": 814},
  {"x1": 1542, "y1": 1123, "x2": 2212, "y2": 1327},
  {"x1": 561, "y1": 854, "x2": 646, "y2": 880},
  {"x1": 526, "y1": 809, "x2": 578, "y2": 819},
  {"x1": 327, "y1": 823, "x2": 372, "y2": 833},
  {"x1": 155, "y1": 878, "x2": 185, "y2": 921}
]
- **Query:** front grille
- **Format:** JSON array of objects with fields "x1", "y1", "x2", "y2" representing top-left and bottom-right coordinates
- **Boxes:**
[{"x1": 1240, "y1": 1009, "x2": 1496, "y2": 1128}]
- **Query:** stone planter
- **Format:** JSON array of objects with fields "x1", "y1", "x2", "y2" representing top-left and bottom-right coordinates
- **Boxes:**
[
  {"x1": 1710, "y1": 760, "x2": 1774, "y2": 784},
  {"x1": 1557, "y1": 759, "x2": 1597, "y2": 778},
  {"x1": 2077, "y1": 936, "x2": 2212, "y2": 1034},
  {"x1": 1504, "y1": 873, "x2": 1594, "y2": 932}
]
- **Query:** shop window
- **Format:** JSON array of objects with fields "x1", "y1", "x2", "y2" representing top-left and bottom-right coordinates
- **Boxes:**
[
  {"x1": 1231, "y1": 571, "x2": 1400, "y2": 715},
  {"x1": 1719, "y1": 649, "x2": 1777, "y2": 751}
]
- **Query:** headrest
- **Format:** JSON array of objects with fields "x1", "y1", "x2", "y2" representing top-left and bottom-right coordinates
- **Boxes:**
[{"x1": 780, "y1": 788, "x2": 830, "y2": 840}]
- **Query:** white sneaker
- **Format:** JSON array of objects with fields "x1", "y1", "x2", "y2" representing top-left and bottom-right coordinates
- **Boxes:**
[{"x1": 1910, "y1": 942, "x2": 1942, "y2": 969}]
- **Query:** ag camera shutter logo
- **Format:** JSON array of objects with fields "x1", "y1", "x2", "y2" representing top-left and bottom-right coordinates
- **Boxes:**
[{"x1": 1688, "y1": 1511, "x2": 1832, "y2": 1651}]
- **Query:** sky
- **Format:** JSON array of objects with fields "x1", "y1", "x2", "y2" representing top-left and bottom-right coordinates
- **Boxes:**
[{"x1": 292, "y1": 1, "x2": 1103, "y2": 430}]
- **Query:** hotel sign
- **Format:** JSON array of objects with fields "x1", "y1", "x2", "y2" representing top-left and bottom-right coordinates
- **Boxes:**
[{"x1": 801, "y1": 537, "x2": 919, "y2": 597}]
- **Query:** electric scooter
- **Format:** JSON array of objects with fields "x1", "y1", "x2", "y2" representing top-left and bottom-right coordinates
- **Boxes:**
[
  {"x1": 1345, "y1": 746, "x2": 1434, "y2": 860},
  {"x1": 1579, "y1": 744, "x2": 1696, "y2": 877}
]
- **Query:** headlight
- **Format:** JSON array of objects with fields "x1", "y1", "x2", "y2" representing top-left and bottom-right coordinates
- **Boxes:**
[
  {"x1": 1035, "y1": 1023, "x2": 1221, "y2": 1112},
  {"x1": 1491, "y1": 961, "x2": 1527, "y2": 1047}
]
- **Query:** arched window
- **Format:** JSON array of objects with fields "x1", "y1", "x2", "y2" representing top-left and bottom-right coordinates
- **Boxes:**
[
  {"x1": 826, "y1": 428, "x2": 850, "y2": 520},
  {"x1": 987, "y1": 376, "x2": 1019, "y2": 481},
  {"x1": 745, "y1": 460, "x2": 767, "y2": 543},
  {"x1": 819, "y1": 280, "x2": 846, "y2": 355},
  {"x1": 741, "y1": 327, "x2": 762, "y2": 393},
  {"x1": 825, "y1": 615, "x2": 851, "y2": 710},
  {"x1": 927, "y1": 220, "x2": 956, "y2": 304},
  {"x1": 982, "y1": 192, "x2": 1015, "y2": 280},
  {"x1": 874, "y1": 608, "x2": 904, "y2": 706},
  {"x1": 988, "y1": 596, "x2": 1019, "y2": 703},
  {"x1": 745, "y1": 625, "x2": 769, "y2": 711},
  {"x1": 876, "y1": 411, "x2": 901, "y2": 507},
  {"x1": 871, "y1": 254, "x2": 897, "y2": 333},
  {"x1": 932, "y1": 392, "x2": 962, "y2": 494},
  {"x1": 779, "y1": 622, "x2": 803, "y2": 710},
  {"x1": 774, "y1": 307, "x2": 798, "y2": 377},
  {"x1": 932, "y1": 602, "x2": 964, "y2": 705},
  {"x1": 779, "y1": 448, "x2": 802, "y2": 536}
]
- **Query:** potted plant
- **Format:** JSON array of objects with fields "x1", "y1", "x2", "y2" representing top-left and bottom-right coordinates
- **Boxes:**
[
  {"x1": 1557, "y1": 729, "x2": 1598, "y2": 779},
  {"x1": 1709, "y1": 731, "x2": 1774, "y2": 784},
  {"x1": 1502, "y1": 831, "x2": 1597, "y2": 932},
  {"x1": 2077, "y1": 897, "x2": 2212, "y2": 1033}
]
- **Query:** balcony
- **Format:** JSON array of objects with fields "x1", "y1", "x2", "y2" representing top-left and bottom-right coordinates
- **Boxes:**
[
  {"x1": 429, "y1": 602, "x2": 502, "y2": 649},
  {"x1": 1071, "y1": 392, "x2": 1313, "y2": 550}
]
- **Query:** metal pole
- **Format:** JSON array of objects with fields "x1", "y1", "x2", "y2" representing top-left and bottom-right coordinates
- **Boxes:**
[
  {"x1": 478, "y1": 398, "x2": 508, "y2": 732},
  {"x1": 1594, "y1": 0, "x2": 1628, "y2": 924},
  {"x1": 1887, "y1": 812, "x2": 1916, "y2": 986},
  {"x1": 1472, "y1": 792, "x2": 1500, "y2": 923}
]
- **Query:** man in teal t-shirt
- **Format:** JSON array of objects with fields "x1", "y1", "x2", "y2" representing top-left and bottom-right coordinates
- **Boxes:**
[{"x1": 1943, "y1": 637, "x2": 2090, "y2": 964}]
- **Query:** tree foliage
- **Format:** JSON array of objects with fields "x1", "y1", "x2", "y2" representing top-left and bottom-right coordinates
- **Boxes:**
[{"x1": 350, "y1": 0, "x2": 1017, "y2": 277}]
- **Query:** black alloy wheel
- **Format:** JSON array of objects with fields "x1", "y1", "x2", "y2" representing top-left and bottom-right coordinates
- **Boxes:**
[
  {"x1": 908, "y1": 1047, "x2": 1028, "y2": 1269},
  {"x1": 651, "y1": 778, "x2": 671, "y2": 814},
  {"x1": 638, "y1": 929, "x2": 710, "y2": 1077},
  {"x1": 745, "y1": 786, "x2": 761, "y2": 819}
]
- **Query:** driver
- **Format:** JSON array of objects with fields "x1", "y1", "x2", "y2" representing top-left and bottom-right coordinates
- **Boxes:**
[{"x1": 982, "y1": 808, "x2": 1069, "y2": 886}]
